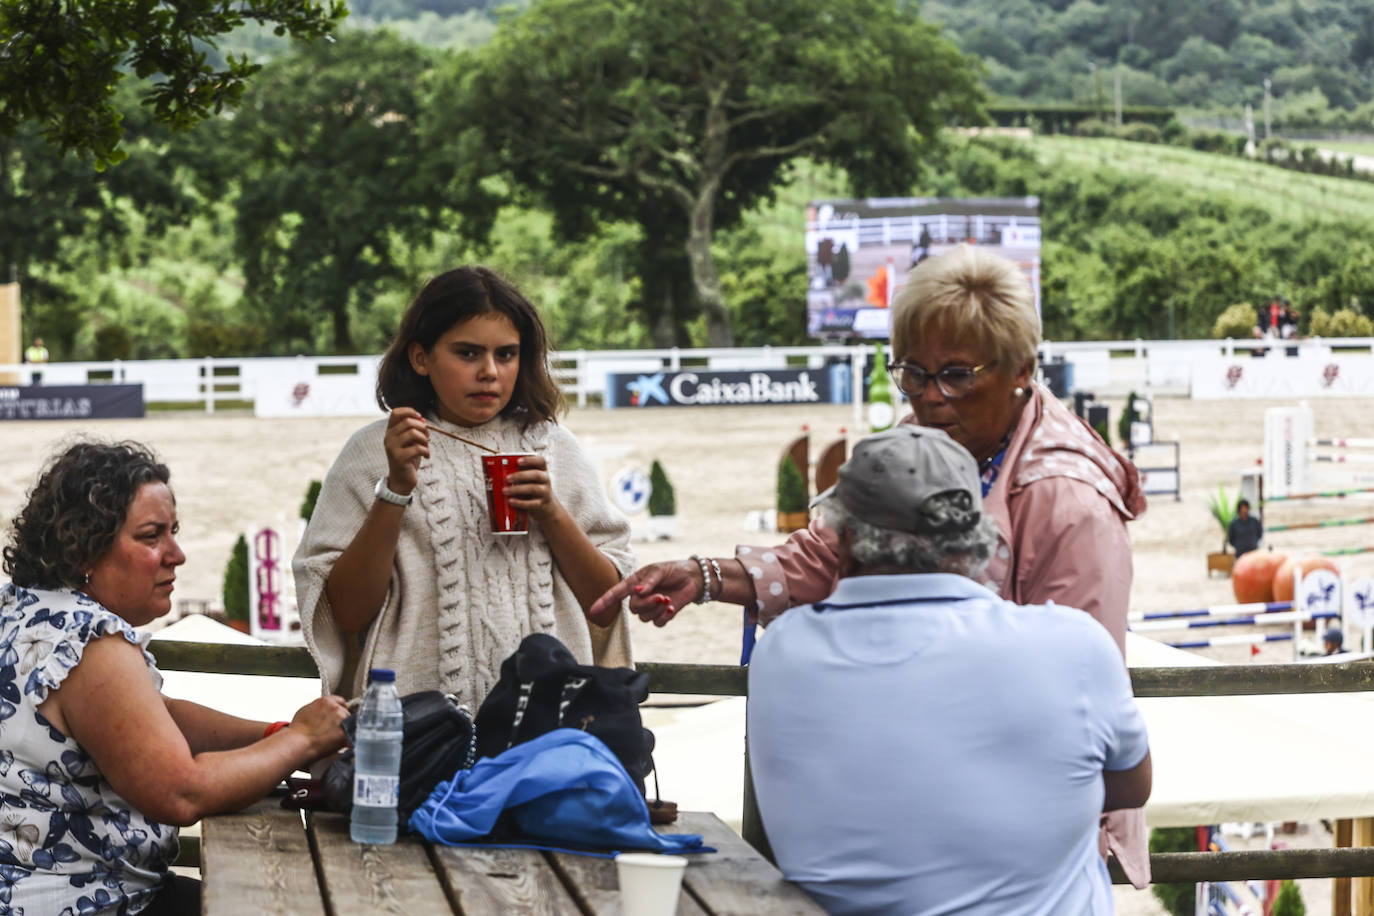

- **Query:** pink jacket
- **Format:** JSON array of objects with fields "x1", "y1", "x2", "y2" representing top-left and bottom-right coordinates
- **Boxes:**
[{"x1": 737, "y1": 383, "x2": 1152, "y2": 884}]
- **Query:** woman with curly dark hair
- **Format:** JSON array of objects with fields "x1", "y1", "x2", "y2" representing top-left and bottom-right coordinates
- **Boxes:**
[{"x1": 1, "y1": 441, "x2": 349, "y2": 916}]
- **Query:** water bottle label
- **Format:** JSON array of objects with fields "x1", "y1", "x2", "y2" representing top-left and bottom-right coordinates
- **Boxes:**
[{"x1": 353, "y1": 773, "x2": 399, "y2": 808}]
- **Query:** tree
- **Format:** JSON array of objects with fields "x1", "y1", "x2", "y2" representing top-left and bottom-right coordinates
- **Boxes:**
[
  {"x1": 441, "y1": 0, "x2": 983, "y2": 346},
  {"x1": 221, "y1": 30, "x2": 453, "y2": 353},
  {"x1": 0, "y1": 81, "x2": 207, "y2": 354},
  {"x1": 0, "y1": 0, "x2": 347, "y2": 168}
]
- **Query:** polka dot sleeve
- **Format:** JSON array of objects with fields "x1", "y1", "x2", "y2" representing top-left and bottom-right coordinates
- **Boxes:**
[{"x1": 735, "y1": 520, "x2": 842, "y2": 626}]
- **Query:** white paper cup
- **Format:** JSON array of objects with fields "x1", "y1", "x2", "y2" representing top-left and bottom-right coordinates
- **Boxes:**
[{"x1": 615, "y1": 852, "x2": 688, "y2": 916}]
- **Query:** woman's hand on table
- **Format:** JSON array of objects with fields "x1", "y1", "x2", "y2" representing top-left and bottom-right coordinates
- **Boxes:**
[
  {"x1": 588, "y1": 560, "x2": 702, "y2": 628},
  {"x1": 285, "y1": 695, "x2": 351, "y2": 759}
]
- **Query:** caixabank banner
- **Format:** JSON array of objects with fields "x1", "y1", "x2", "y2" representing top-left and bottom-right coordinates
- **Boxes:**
[{"x1": 605, "y1": 367, "x2": 843, "y2": 408}]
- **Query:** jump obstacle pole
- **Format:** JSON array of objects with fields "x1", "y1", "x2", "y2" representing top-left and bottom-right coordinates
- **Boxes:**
[{"x1": 1127, "y1": 568, "x2": 1344, "y2": 659}]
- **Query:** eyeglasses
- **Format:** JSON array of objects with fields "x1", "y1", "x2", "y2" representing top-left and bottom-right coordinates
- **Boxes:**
[{"x1": 888, "y1": 362, "x2": 993, "y2": 399}]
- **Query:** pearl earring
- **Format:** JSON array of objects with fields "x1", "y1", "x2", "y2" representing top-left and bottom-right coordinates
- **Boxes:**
[{"x1": 1013, "y1": 387, "x2": 1025, "y2": 397}]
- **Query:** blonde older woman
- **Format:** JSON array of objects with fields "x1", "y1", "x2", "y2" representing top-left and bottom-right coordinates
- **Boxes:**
[{"x1": 589, "y1": 244, "x2": 1150, "y2": 886}]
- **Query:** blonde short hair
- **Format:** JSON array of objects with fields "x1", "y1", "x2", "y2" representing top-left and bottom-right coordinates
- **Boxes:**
[{"x1": 891, "y1": 244, "x2": 1040, "y2": 375}]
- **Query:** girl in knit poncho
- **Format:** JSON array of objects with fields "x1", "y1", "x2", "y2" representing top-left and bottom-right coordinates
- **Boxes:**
[{"x1": 293, "y1": 267, "x2": 635, "y2": 706}]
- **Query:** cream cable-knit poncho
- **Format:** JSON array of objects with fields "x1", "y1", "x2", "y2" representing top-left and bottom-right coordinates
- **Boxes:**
[{"x1": 293, "y1": 412, "x2": 635, "y2": 705}]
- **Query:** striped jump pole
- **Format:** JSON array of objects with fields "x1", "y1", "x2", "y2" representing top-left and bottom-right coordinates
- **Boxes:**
[
  {"x1": 1130, "y1": 611, "x2": 1338, "y2": 633},
  {"x1": 1167, "y1": 632, "x2": 1294, "y2": 650},
  {"x1": 1317, "y1": 545, "x2": 1374, "y2": 557},
  {"x1": 1128, "y1": 601, "x2": 1291, "y2": 623},
  {"x1": 1311, "y1": 437, "x2": 1374, "y2": 449},
  {"x1": 1261, "y1": 486, "x2": 1374, "y2": 504},
  {"x1": 1312, "y1": 454, "x2": 1374, "y2": 464},
  {"x1": 1266, "y1": 516, "x2": 1374, "y2": 533}
]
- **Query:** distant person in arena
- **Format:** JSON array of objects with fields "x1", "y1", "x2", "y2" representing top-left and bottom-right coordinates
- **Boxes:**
[{"x1": 1227, "y1": 499, "x2": 1263, "y2": 557}]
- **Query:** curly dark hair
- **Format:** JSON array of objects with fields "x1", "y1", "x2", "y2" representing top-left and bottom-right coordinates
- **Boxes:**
[
  {"x1": 376, "y1": 266, "x2": 564, "y2": 426},
  {"x1": 3, "y1": 441, "x2": 171, "y2": 589}
]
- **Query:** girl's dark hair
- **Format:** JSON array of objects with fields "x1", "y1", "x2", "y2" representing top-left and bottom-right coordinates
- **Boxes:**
[
  {"x1": 3, "y1": 441, "x2": 171, "y2": 589},
  {"x1": 376, "y1": 266, "x2": 564, "y2": 426}
]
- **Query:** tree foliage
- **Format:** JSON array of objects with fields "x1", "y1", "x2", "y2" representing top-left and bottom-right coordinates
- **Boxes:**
[
  {"x1": 924, "y1": 0, "x2": 1374, "y2": 127},
  {"x1": 439, "y1": 0, "x2": 983, "y2": 346},
  {"x1": 1211, "y1": 302, "x2": 1258, "y2": 339},
  {"x1": 922, "y1": 137, "x2": 1374, "y2": 341},
  {"x1": 1310, "y1": 305, "x2": 1374, "y2": 337},
  {"x1": 0, "y1": 82, "x2": 209, "y2": 354},
  {"x1": 218, "y1": 30, "x2": 453, "y2": 353},
  {"x1": 0, "y1": 0, "x2": 347, "y2": 168}
]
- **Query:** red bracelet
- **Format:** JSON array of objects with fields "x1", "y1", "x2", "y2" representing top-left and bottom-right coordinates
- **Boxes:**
[{"x1": 263, "y1": 721, "x2": 289, "y2": 738}]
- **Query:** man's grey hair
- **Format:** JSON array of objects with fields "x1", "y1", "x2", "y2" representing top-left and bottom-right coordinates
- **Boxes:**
[{"x1": 820, "y1": 492, "x2": 997, "y2": 579}]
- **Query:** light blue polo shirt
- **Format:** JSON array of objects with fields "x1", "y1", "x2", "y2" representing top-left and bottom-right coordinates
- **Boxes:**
[{"x1": 747, "y1": 573, "x2": 1148, "y2": 916}]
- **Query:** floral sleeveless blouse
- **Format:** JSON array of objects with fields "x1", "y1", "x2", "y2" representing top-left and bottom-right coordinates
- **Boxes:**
[{"x1": 0, "y1": 583, "x2": 178, "y2": 915}]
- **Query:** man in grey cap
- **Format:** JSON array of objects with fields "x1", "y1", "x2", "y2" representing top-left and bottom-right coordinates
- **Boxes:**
[{"x1": 746, "y1": 426, "x2": 1151, "y2": 916}]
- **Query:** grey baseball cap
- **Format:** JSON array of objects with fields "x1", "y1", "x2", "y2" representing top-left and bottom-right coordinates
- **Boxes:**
[{"x1": 809, "y1": 425, "x2": 982, "y2": 535}]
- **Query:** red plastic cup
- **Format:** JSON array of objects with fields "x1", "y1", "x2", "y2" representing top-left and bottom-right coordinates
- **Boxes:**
[{"x1": 482, "y1": 452, "x2": 532, "y2": 535}]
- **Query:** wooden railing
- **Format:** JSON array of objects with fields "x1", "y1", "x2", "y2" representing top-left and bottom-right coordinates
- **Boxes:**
[{"x1": 150, "y1": 640, "x2": 1374, "y2": 885}]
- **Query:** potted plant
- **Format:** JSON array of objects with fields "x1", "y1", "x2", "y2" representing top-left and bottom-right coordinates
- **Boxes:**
[
  {"x1": 300, "y1": 479, "x2": 322, "y2": 537},
  {"x1": 776, "y1": 455, "x2": 809, "y2": 532},
  {"x1": 1207, "y1": 484, "x2": 1238, "y2": 576},
  {"x1": 1148, "y1": 827, "x2": 1196, "y2": 916},
  {"x1": 222, "y1": 533, "x2": 251, "y2": 633},
  {"x1": 1271, "y1": 879, "x2": 1305, "y2": 916},
  {"x1": 646, "y1": 460, "x2": 677, "y2": 540}
]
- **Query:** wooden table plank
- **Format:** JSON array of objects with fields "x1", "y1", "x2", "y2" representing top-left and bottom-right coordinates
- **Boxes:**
[
  {"x1": 308, "y1": 811, "x2": 455, "y2": 915},
  {"x1": 430, "y1": 843, "x2": 583, "y2": 914},
  {"x1": 201, "y1": 800, "x2": 326, "y2": 916},
  {"x1": 546, "y1": 850, "x2": 708, "y2": 916},
  {"x1": 676, "y1": 813, "x2": 826, "y2": 915}
]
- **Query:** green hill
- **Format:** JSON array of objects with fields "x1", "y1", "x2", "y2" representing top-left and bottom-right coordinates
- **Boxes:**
[
  {"x1": 921, "y1": 0, "x2": 1374, "y2": 130},
  {"x1": 1029, "y1": 136, "x2": 1374, "y2": 222}
]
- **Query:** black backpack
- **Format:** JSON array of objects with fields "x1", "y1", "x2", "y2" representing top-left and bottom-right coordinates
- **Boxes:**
[
  {"x1": 317, "y1": 690, "x2": 478, "y2": 819},
  {"x1": 475, "y1": 633, "x2": 655, "y2": 794}
]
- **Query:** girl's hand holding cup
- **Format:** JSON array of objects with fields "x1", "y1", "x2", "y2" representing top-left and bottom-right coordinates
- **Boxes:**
[
  {"x1": 384, "y1": 408, "x2": 430, "y2": 494},
  {"x1": 505, "y1": 455, "x2": 557, "y2": 520}
]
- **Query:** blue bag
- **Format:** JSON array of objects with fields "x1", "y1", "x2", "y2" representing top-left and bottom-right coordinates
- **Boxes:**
[{"x1": 408, "y1": 728, "x2": 709, "y2": 856}]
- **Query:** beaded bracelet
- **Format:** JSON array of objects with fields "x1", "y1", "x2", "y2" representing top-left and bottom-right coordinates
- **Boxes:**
[
  {"x1": 708, "y1": 558, "x2": 723, "y2": 602},
  {"x1": 690, "y1": 554, "x2": 712, "y2": 604}
]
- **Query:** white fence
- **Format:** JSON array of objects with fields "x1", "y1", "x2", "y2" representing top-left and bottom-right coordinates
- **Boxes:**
[{"x1": 2, "y1": 336, "x2": 1373, "y2": 424}]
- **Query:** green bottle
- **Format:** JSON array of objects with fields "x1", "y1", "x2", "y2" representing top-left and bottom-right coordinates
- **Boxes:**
[{"x1": 867, "y1": 343, "x2": 895, "y2": 432}]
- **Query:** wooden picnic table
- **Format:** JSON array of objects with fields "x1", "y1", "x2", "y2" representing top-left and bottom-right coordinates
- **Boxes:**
[{"x1": 200, "y1": 799, "x2": 826, "y2": 915}]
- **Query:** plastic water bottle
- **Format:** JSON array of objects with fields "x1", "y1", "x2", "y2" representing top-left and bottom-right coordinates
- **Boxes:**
[{"x1": 350, "y1": 668, "x2": 403, "y2": 844}]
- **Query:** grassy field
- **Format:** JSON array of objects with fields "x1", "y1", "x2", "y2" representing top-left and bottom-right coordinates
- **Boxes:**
[{"x1": 1027, "y1": 135, "x2": 1374, "y2": 223}]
